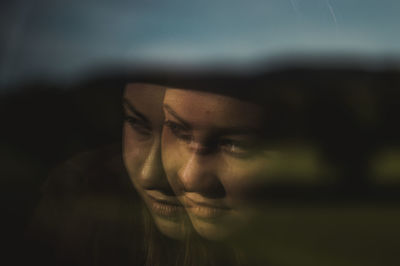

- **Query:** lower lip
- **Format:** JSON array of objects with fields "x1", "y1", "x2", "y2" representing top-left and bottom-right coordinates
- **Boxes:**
[{"x1": 147, "y1": 195, "x2": 183, "y2": 218}]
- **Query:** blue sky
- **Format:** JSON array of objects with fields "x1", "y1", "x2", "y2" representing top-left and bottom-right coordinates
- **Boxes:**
[{"x1": 1, "y1": 0, "x2": 400, "y2": 87}]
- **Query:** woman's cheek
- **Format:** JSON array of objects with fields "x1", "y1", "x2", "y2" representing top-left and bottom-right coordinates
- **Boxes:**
[
  {"x1": 220, "y1": 157, "x2": 272, "y2": 204},
  {"x1": 123, "y1": 126, "x2": 149, "y2": 180}
]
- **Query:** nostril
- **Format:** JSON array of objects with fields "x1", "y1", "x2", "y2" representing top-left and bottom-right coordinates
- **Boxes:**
[
  {"x1": 180, "y1": 178, "x2": 226, "y2": 198},
  {"x1": 199, "y1": 180, "x2": 226, "y2": 199},
  {"x1": 178, "y1": 155, "x2": 226, "y2": 198}
]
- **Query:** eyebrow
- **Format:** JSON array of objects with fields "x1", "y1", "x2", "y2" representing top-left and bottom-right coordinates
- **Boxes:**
[
  {"x1": 163, "y1": 104, "x2": 262, "y2": 136},
  {"x1": 122, "y1": 98, "x2": 149, "y2": 123},
  {"x1": 163, "y1": 104, "x2": 191, "y2": 129}
]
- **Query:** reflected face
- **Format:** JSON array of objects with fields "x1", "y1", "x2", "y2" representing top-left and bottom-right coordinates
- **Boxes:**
[
  {"x1": 162, "y1": 89, "x2": 273, "y2": 240},
  {"x1": 122, "y1": 83, "x2": 187, "y2": 239}
]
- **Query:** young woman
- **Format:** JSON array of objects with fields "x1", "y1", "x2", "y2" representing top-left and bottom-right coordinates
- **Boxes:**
[
  {"x1": 159, "y1": 72, "x2": 317, "y2": 265},
  {"x1": 162, "y1": 88, "x2": 272, "y2": 241}
]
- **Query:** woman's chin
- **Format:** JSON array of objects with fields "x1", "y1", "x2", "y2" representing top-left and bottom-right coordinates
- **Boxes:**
[
  {"x1": 152, "y1": 214, "x2": 188, "y2": 240},
  {"x1": 189, "y1": 216, "x2": 235, "y2": 241},
  {"x1": 188, "y1": 210, "x2": 252, "y2": 241}
]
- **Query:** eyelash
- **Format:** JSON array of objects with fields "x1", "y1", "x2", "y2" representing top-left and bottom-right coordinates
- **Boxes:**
[
  {"x1": 164, "y1": 120, "x2": 253, "y2": 158},
  {"x1": 164, "y1": 120, "x2": 193, "y2": 142},
  {"x1": 124, "y1": 115, "x2": 151, "y2": 136}
]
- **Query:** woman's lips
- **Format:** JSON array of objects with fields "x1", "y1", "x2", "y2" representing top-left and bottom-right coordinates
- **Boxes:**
[
  {"x1": 183, "y1": 194, "x2": 230, "y2": 219},
  {"x1": 145, "y1": 190, "x2": 184, "y2": 218}
]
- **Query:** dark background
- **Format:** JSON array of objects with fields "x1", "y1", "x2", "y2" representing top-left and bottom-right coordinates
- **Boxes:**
[{"x1": 1, "y1": 77, "x2": 124, "y2": 262}]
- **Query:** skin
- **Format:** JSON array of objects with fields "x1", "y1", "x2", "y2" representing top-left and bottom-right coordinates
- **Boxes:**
[
  {"x1": 122, "y1": 83, "x2": 188, "y2": 239},
  {"x1": 162, "y1": 89, "x2": 276, "y2": 240}
]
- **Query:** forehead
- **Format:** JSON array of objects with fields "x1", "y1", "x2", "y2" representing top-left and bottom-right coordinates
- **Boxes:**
[
  {"x1": 164, "y1": 89, "x2": 265, "y2": 130},
  {"x1": 124, "y1": 83, "x2": 166, "y2": 121},
  {"x1": 124, "y1": 83, "x2": 165, "y2": 102}
]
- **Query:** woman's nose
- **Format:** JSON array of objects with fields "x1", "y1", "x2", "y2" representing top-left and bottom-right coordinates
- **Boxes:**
[
  {"x1": 140, "y1": 138, "x2": 171, "y2": 191},
  {"x1": 177, "y1": 150, "x2": 225, "y2": 198}
]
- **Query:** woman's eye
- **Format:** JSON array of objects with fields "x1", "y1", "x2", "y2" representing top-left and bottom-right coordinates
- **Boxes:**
[
  {"x1": 124, "y1": 116, "x2": 151, "y2": 135},
  {"x1": 219, "y1": 139, "x2": 253, "y2": 158},
  {"x1": 164, "y1": 120, "x2": 193, "y2": 142}
]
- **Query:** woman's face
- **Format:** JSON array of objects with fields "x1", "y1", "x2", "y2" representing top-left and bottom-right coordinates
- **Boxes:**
[
  {"x1": 162, "y1": 89, "x2": 274, "y2": 240},
  {"x1": 122, "y1": 83, "x2": 187, "y2": 239}
]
